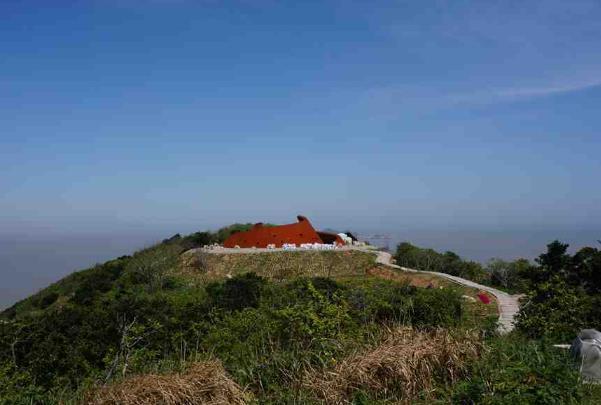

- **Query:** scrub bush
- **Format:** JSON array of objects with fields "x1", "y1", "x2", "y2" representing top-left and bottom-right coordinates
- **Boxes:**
[
  {"x1": 412, "y1": 287, "x2": 463, "y2": 328},
  {"x1": 450, "y1": 335, "x2": 583, "y2": 404},
  {"x1": 206, "y1": 272, "x2": 267, "y2": 311}
]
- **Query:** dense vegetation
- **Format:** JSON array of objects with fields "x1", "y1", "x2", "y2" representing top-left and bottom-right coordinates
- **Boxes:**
[
  {"x1": 395, "y1": 239, "x2": 601, "y2": 341},
  {"x1": 515, "y1": 241, "x2": 601, "y2": 341},
  {"x1": 0, "y1": 251, "x2": 465, "y2": 402},
  {"x1": 450, "y1": 334, "x2": 585, "y2": 404},
  {"x1": 1, "y1": 228, "x2": 600, "y2": 403},
  {"x1": 391, "y1": 239, "x2": 601, "y2": 403},
  {"x1": 394, "y1": 241, "x2": 535, "y2": 293},
  {"x1": 394, "y1": 241, "x2": 491, "y2": 283}
]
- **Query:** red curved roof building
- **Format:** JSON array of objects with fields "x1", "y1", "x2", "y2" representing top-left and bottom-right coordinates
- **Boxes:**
[{"x1": 223, "y1": 215, "x2": 344, "y2": 248}]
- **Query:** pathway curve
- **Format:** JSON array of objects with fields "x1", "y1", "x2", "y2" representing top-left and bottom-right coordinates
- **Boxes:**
[
  {"x1": 372, "y1": 250, "x2": 521, "y2": 333},
  {"x1": 194, "y1": 246, "x2": 520, "y2": 333}
]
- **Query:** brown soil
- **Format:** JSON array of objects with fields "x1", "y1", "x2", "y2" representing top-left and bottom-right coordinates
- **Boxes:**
[{"x1": 366, "y1": 266, "x2": 445, "y2": 288}]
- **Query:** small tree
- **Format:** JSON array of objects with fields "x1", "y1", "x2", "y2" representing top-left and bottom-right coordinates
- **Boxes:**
[
  {"x1": 487, "y1": 258, "x2": 532, "y2": 292},
  {"x1": 125, "y1": 243, "x2": 181, "y2": 291}
]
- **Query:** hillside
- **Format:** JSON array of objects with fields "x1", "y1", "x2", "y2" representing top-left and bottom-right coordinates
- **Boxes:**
[
  {"x1": 1, "y1": 228, "x2": 600, "y2": 404},
  {"x1": 1, "y1": 226, "x2": 246, "y2": 320},
  {"x1": 179, "y1": 248, "x2": 376, "y2": 281}
]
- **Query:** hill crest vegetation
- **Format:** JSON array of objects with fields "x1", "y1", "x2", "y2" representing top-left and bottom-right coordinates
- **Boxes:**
[{"x1": 1, "y1": 226, "x2": 599, "y2": 403}]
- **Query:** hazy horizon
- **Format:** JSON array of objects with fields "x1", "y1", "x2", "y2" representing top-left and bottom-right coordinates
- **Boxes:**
[
  {"x1": 1, "y1": 1, "x2": 600, "y2": 309},
  {"x1": 2, "y1": 221, "x2": 599, "y2": 309}
]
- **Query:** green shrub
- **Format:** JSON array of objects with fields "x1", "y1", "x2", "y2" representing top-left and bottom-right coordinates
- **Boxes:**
[
  {"x1": 412, "y1": 288, "x2": 462, "y2": 328},
  {"x1": 122, "y1": 243, "x2": 181, "y2": 292},
  {"x1": 274, "y1": 280, "x2": 351, "y2": 351},
  {"x1": 514, "y1": 241, "x2": 601, "y2": 342},
  {"x1": 487, "y1": 258, "x2": 532, "y2": 293},
  {"x1": 213, "y1": 223, "x2": 255, "y2": 243},
  {"x1": 394, "y1": 242, "x2": 489, "y2": 284},
  {"x1": 200, "y1": 307, "x2": 285, "y2": 391},
  {"x1": 297, "y1": 277, "x2": 346, "y2": 301},
  {"x1": 8, "y1": 304, "x2": 118, "y2": 389},
  {"x1": 515, "y1": 276, "x2": 591, "y2": 341},
  {"x1": 0, "y1": 243, "x2": 471, "y2": 402},
  {"x1": 343, "y1": 280, "x2": 414, "y2": 324},
  {"x1": 72, "y1": 261, "x2": 124, "y2": 305},
  {"x1": 36, "y1": 291, "x2": 59, "y2": 309},
  {"x1": 206, "y1": 272, "x2": 267, "y2": 311},
  {"x1": 343, "y1": 280, "x2": 462, "y2": 328},
  {"x1": 0, "y1": 361, "x2": 47, "y2": 405},
  {"x1": 179, "y1": 231, "x2": 216, "y2": 251},
  {"x1": 450, "y1": 335, "x2": 583, "y2": 404}
]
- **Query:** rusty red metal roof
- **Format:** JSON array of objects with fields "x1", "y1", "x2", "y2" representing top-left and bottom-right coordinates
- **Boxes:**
[{"x1": 223, "y1": 215, "x2": 344, "y2": 248}]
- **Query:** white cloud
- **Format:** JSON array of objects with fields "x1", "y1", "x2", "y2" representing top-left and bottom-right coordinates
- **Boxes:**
[
  {"x1": 444, "y1": 78, "x2": 601, "y2": 106},
  {"x1": 348, "y1": 76, "x2": 601, "y2": 122},
  {"x1": 494, "y1": 80, "x2": 601, "y2": 99}
]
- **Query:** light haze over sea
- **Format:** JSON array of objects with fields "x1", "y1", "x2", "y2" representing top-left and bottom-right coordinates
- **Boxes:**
[
  {"x1": 1, "y1": 1, "x2": 600, "y2": 308},
  {"x1": 1, "y1": 221, "x2": 598, "y2": 309}
]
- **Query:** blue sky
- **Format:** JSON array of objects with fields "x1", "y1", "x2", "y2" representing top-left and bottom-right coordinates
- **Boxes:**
[{"x1": 1, "y1": 0, "x2": 600, "y2": 288}]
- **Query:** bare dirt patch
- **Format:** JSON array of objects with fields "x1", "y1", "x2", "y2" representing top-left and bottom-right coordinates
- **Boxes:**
[{"x1": 366, "y1": 266, "x2": 446, "y2": 288}]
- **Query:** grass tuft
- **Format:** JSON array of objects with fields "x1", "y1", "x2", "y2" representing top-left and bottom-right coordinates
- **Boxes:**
[
  {"x1": 86, "y1": 360, "x2": 249, "y2": 405},
  {"x1": 304, "y1": 327, "x2": 483, "y2": 403}
]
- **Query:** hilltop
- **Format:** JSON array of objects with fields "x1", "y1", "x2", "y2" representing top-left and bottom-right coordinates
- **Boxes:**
[{"x1": 1, "y1": 225, "x2": 600, "y2": 403}]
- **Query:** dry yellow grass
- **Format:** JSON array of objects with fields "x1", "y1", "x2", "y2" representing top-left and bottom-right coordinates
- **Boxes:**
[
  {"x1": 179, "y1": 250, "x2": 375, "y2": 283},
  {"x1": 86, "y1": 360, "x2": 248, "y2": 405},
  {"x1": 305, "y1": 327, "x2": 484, "y2": 403},
  {"x1": 366, "y1": 266, "x2": 447, "y2": 288}
]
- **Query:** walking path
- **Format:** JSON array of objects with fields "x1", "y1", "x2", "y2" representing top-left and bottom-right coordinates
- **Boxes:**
[
  {"x1": 373, "y1": 251, "x2": 520, "y2": 333},
  {"x1": 196, "y1": 246, "x2": 521, "y2": 333}
]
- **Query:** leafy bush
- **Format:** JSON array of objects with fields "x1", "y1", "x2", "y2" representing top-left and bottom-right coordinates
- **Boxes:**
[
  {"x1": 412, "y1": 287, "x2": 462, "y2": 328},
  {"x1": 395, "y1": 242, "x2": 488, "y2": 283},
  {"x1": 35, "y1": 291, "x2": 59, "y2": 309},
  {"x1": 199, "y1": 278, "x2": 355, "y2": 398},
  {"x1": 0, "y1": 361, "x2": 46, "y2": 405},
  {"x1": 274, "y1": 280, "x2": 352, "y2": 350},
  {"x1": 213, "y1": 223, "x2": 255, "y2": 243},
  {"x1": 297, "y1": 276, "x2": 346, "y2": 301},
  {"x1": 345, "y1": 281, "x2": 414, "y2": 324},
  {"x1": 179, "y1": 231, "x2": 217, "y2": 251},
  {"x1": 72, "y1": 261, "x2": 124, "y2": 305},
  {"x1": 206, "y1": 272, "x2": 267, "y2": 311},
  {"x1": 344, "y1": 279, "x2": 463, "y2": 328},
  {"x1": 516, "y1": 241, "x2": 601, "y2": 341},
  {"x1": 516, "y1": 277, "x2": 592, "y2": 342},
  {"x1": 486, "y1": 258, "x2": 532, "y2": 293},
  {"x1": 0, "y1": 228, "x2": 512, "y2": 403},
  {"x1": 450, "y1": 335, "x2": 583, "y2": 404},
  {"x1": 122, "y1": 243, "x2": 181, "y2": 292},
  {"x1": 4, "y1": 305, "x2": 115, "y2": 389}
]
